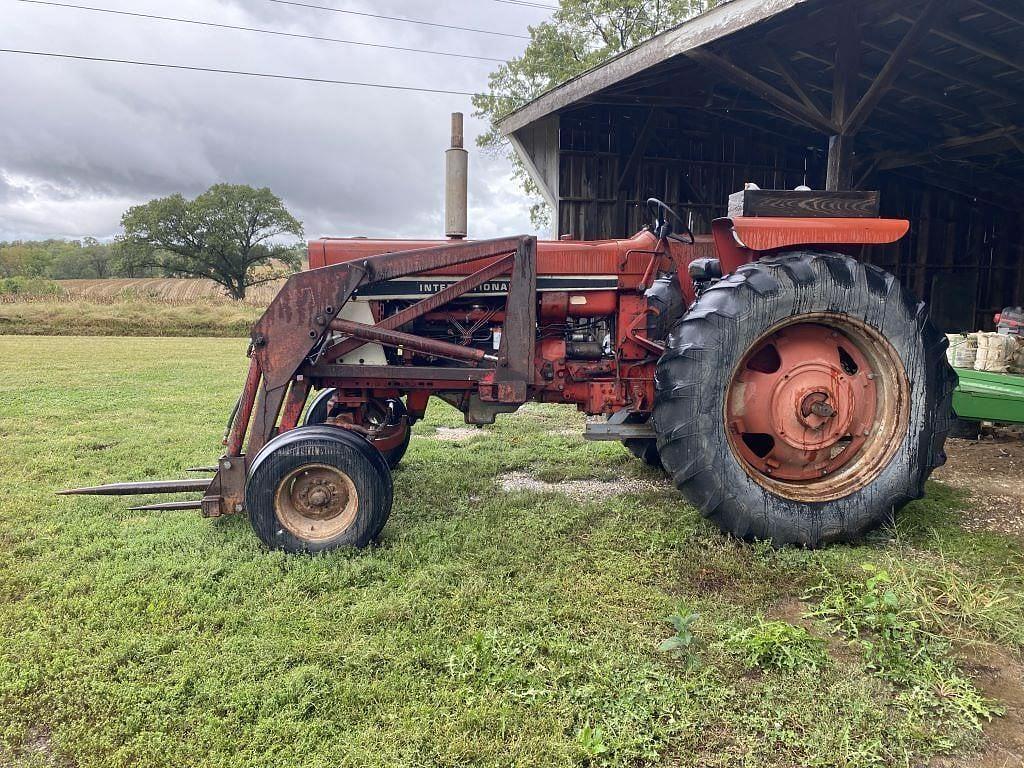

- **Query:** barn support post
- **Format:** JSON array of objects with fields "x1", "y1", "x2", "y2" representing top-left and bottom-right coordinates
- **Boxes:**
[
  {"x1": 827, "y1": 0, "x2": 946, "y2": 190},
  {"x1": 826, "y1": 2, "x2": 860, "y2": 191}
]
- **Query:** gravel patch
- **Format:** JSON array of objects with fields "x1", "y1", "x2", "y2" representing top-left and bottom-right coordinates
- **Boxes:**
[
  {"x1": 424, "y1": 427, "x2": 485, "y2": 442},
  {"x1": 499, "y1": 471, "x2": 668, "y2": 502},
  {"x1": 932, "y1": 436, "x2": 1024, "y2": 540}
]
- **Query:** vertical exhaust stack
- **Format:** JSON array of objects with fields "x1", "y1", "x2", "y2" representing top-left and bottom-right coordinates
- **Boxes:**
[{"x1": 445, "y1": 112, "x2": 468, "y2": 239}]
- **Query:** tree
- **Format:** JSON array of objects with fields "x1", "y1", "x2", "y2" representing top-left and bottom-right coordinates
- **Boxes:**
[
  {"x1": 120, "y1": 184, "x2": 304, "y2": 300},
  {"x1": 81, "y1": 237, "x2": 113, "y2": 279},
  {"x1": 0, "y1": 241, "x2": 57, "y2": 277},
  {"x1": 473, "y1": 0, "x2": 716, "y2": 228}
]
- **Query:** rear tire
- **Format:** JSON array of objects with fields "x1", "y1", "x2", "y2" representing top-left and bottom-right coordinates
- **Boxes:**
[
  {"x1": 654, "y1": 250, "x2": 956, "y2": 547},
  {"x1": 246, "y1": 425, "x2": 393, "y2": 553}
]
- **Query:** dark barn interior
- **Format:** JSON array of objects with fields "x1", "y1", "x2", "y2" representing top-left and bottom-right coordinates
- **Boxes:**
[{"x1": 500, "y1": 0, "x2": 1024, "y2": 331}]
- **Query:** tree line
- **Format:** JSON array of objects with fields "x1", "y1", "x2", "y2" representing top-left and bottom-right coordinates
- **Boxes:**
[
  {"x1": 0, "y1": 237, "x2": 149, "y2": 281},
  {"x1": 2, "y1": 184, "x2": 304, "y2": 300}
]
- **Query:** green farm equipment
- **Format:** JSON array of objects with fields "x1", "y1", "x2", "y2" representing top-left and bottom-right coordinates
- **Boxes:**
[{"x1": 953, "y1": 369, "x2": 1024, "y2": 427}]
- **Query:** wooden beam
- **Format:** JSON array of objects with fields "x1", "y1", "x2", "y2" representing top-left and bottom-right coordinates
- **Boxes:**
[
  {"x1": 875, "y1": 126, "x2": 1023, "y2": 170},
  {"x1": 970, "y1": 0, "x2": 1024, "y2": 27},
  {"x1": 793, "y1": 48, "x2": 973, "y2": 120},
  {"x1": 1006, "y1": 132, "x2": 1024, "y2": 158},
  {"x1": 794, "y1": 54, "x2": 954, "y2": 146},
  {"x1": 861, "y1": 35, "x2": 1022, "y2": 107},
  {"x1": 827, "y1": 134, "x2": 856, "y2": 190},
  {"x1": 854, "y1": 157, "x2": 881, "y2": 190},
  {"x1": 844, "y1": 0, "x2": 947, "y2": 135},
  {"x1": 685, "y1": 48, "x2": 839, "y2": 135},
  {"x1": 764, "y1": 48, "x2": 828, "y2": 122},
  {"x1": 926, "y1": 17, "x2": 1024, "y2": 74}
]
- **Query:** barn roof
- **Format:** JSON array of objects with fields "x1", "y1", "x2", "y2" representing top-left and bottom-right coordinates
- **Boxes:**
[
  {"x1": 499, "y1": 0, "x2": 815, "y2": 135},
  {"x1": 499, "y1": 0, "x2": 1024, "y2": 207}
]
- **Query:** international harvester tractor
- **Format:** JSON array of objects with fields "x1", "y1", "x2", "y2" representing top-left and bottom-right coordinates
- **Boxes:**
[{"x1": 64, "y1": 190, "x2": 956, "y2": 553}]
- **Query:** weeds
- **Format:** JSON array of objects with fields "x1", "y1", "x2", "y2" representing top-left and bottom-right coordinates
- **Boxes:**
[
  {"x1": 657, "y1": 607, "x2": 700, "y2": 659},
  {"x1": 808, "y1": 563, "x2": 1003, "y2": 730},
  {"x1": 576, "y1": 722, "x2": 610, "y2": 760},
  {"x1": 724, "y1": 618, "x2": 828, "y2": 672}
]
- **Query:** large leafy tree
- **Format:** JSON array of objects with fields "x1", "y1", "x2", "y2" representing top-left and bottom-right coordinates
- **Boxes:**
[
  {"x1": 473, "y1": 0, "x2": 716, "y2": 227},
  {"x1": 120, "y1": 184, "x2": 303, "y2": 300}
]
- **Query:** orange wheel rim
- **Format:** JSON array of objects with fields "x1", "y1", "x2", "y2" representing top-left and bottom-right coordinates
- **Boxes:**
[{"x1": 724, "y1": 313, "x2": 910, "y2": 502}]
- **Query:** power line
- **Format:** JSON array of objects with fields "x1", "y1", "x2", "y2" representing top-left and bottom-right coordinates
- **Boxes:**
[
  {"x1": 14, "y1": 0, "x2": 506, "y2": 63},
  {"x1": 264, "y1": 0, "x2": 531, "y2": 40},
  {"x1": 0, "y1": 48, "x2": 479, "y2": 95},
  {"x1": 491, "y1": 0, "x2": 558, "y2": 9}
]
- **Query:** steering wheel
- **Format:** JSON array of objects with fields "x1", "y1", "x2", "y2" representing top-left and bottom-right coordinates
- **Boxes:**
[{"x1": 646, "y1": 198, "x2": 695, "y2": 245}]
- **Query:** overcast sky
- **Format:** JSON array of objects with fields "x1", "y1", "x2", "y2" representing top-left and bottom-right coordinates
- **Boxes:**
[{"x1": 0, "y1": 0, "x2": 548, "y2": 242}]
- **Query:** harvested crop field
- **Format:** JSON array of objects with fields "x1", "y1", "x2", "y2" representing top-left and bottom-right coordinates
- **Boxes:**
[
  {"x1": 0, "y1": 336, "x2": 1022, "y2": 768},
  {"x1": 56, "y1": 278, "x2": 284, "y2": 305}
]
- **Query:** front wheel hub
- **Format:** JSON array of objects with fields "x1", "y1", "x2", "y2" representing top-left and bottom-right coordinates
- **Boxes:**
[
  {"x1": 275, "y1": 464, "x2": 359, "y2": 540},
  {"x1": 726, "y1": 316, "x2": 908, "y2": 495}
]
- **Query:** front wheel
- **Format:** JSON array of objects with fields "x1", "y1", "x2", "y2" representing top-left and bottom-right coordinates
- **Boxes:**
[
  {"x1": 245, "y1": 426, "x2": 393, "y2": 553},
  {"x1": 654, "y1": 250, "x2": 956, "y2": 547}
]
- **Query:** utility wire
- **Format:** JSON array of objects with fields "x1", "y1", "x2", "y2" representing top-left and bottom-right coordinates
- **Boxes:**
[
  {"x1": 491, "y1": 0, "x2": 557, "y2": 9},
  {"x1": 14, "y1": 0, "x2": 506, "y2": 63},
  {"x1": 0, "y1": 48, "x2": 479, "y2": 95},
  {"x1": 263, "y1": 0, "x2": 531, "y2": 39}
]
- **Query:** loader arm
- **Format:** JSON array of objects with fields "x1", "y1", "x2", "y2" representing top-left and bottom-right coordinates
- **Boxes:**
[{"x1": 60, "y1": 236, "x2": 538, "y2": 519}]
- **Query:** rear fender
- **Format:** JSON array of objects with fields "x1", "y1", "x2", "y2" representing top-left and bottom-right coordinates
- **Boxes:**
[{"x1": 712, "y1": 217, "x2": 910, "y2": 275}]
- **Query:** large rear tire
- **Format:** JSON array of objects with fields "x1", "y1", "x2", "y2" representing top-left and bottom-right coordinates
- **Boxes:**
[{"x1": 654, "y1": 250, "x2": 956, "y2": 547}]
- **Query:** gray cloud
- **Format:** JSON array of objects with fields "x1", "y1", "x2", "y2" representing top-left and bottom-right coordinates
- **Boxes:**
[{"x1": 0, "y1": 0, "x2": 546, "y2": 241}]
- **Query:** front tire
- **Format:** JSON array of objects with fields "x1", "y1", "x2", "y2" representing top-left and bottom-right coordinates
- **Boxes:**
[
  {"x1": 246, "y1": 425, "x2": 393, "y2": 553},
  {"x1": 654, "y1": 250, "x2": 955, "y2": 547}
]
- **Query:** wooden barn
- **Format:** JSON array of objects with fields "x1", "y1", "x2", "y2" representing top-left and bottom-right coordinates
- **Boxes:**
[{"x1": 499, "y1": 0, "x2": 1024, "y2": 331}]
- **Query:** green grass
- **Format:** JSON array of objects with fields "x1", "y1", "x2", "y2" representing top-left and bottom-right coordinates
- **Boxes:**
[
  {"x1": 0, "y1": 300, "x2": 261, "y2": 337},
  {"x1": 0, "y1": 336, "x2": 1021, "y2": 767}
]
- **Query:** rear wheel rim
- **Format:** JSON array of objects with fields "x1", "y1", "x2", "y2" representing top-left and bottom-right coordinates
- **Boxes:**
[
  {"x1": 724, "y1": 313, "x2": 910, "y2": 502},
  {"x1": 275, "y1": 463, "x2": 359, "y2": 541}
]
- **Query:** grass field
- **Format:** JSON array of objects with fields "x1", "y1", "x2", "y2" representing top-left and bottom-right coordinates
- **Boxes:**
[{"x1": 0, "y1": 336, "x2": 1022, "y2": 768}]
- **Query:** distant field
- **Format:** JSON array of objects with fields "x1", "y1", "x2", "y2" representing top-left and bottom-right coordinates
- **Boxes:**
[
  {"x1": 56, "y1": 278, "x2": 284, "y2": 306},
  {"x1": 0, "y1": 278, "x2": 275, "y2": 336},
  {"x1": 0, "y1": 336, "x2": 1021, "y2": 768}
]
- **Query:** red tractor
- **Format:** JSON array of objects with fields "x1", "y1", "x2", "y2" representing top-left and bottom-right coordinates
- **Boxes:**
[{"x1": 64, "y1": 195, "x2": 955, "y2": 553}]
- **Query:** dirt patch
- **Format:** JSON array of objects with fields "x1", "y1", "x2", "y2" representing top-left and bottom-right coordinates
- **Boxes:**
[
  {"x1": 1, "y1": 727, "x2": 57, "y2": 766},
  {"x1": 933, "y1": 646, "x2": 1024, "y2": 768},
  {"x1": 932, "y1": 436, "x2": 1024, "y2": 540},
  {"x1": 424, "y1": 427, "x2": 485, "y2": 443},
  {"x1": 498, "y1": 471, "x2": 668, "y2": 502}
]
